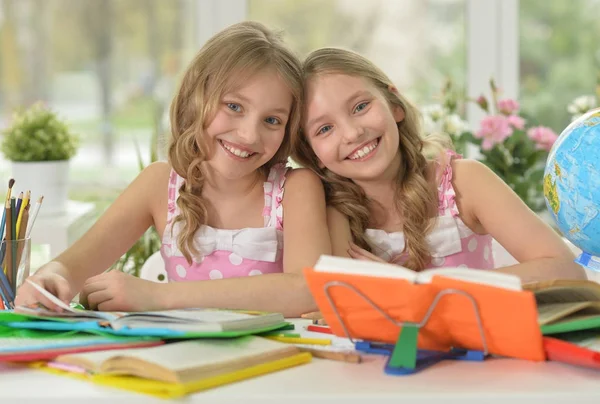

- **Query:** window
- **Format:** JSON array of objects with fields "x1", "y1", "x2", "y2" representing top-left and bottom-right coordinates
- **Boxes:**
[
  {"x1": 249, "y1": 0, "x2": 466, "y2": 106},
  {"x1": 519, "y1": 0, "x2": 600, "y2": 132},
  {"x1": 0, "y1": 0, "x2": 199, "y2": 203}
]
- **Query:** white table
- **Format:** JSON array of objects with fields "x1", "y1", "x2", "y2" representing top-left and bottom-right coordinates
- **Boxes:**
[
  {"x1": 0, "y1": 320, "x2": 599, "y2": 403},
  {"x1": 28, "y1": 200, "x2": 96, "y2": 260}
]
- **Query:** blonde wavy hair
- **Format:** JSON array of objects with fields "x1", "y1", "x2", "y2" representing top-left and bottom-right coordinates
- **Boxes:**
[
  {"x1": 168, "y1": 21, "x2": 303, "y2": 264},
  {"x1": 292, "y1": 48, "x2": 452, "y2": 271}
]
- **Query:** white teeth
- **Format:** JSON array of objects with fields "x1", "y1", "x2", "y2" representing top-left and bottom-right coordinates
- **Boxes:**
[
  {"x1": 222, "y1": 142, "x2": 251, "y2": 158},
  {"x1": 349, "y1": 140, "x2": 378, "y2": 160}
]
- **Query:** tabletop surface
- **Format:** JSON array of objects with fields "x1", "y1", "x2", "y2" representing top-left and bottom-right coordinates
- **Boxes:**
[{"x1": 1, "y1": 319, "x2": 599, "y2": 403}]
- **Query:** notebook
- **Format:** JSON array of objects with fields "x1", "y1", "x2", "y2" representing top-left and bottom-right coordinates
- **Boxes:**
[
  {"x1": 39, "y1": 337, "x2": 312, "y2": 398},
  {"x1": 523, "y1": 279, "x2": 600, "y2": 334},
  {"x1": 4, "y1": 279, "x2": 285, "y2": 337},
  {"x1": 303, "y1": 255, "x2": 545, "y2": 361},
  {"x1": 3, "y1": 307, "x2": 289, "y2": 339}
]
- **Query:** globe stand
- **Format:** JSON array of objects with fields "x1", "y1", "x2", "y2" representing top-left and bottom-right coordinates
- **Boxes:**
[{"x1": 575, "y1": 252, "x2": 600, "y2": 272}]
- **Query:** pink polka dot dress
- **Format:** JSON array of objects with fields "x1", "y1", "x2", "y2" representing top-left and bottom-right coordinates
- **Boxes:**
[
  {"x1": 161, "y1": 163, "x2": 288, "y2": 281},
  {"x1": 366, "y1": 151, "x2": 495, "y2": 270}
]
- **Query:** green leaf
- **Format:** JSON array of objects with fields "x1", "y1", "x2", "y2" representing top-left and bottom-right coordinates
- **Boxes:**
[{"x1": 0, "y1": 102, "x2": 79, "y2": 161}]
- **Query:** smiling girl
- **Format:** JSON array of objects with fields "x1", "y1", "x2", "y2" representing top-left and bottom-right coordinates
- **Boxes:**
[
  {"x1": 293, "y1": 47, "x2": 584, "y2": 283},
  {"x1": 16, "y1": 22, "x2": 331, "y2": 316}
]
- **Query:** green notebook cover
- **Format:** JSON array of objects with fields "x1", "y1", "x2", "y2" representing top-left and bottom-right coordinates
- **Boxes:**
[
  {"x1": 541, "y1": 315, "x2": 600, "y2": 335},
  {"x1": 0, "y1": 310, "x2": 292, "y2": 339}
]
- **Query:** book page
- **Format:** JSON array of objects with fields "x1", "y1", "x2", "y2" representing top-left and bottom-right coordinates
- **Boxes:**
[
  {"x1": 313, "y1": 255, "x2": 417, "y2": 281},
  {"x1": 536, "y1": 302, "x2": 593, "y2": 325},
  {"x1": 56, "y1": 336, "x2": 295, "y2": 373},
  {"x1": 416, "y1": 267, "x2": 522, "y2": 290},
  {"x1": 527, "y1": 282, "x2": 600, "y2": 304},
  {"x1": 15, "y1": 304, "x2": 120, "y2": 322},
  {"x1": 119, "y1": 309, "x2": 277, "y2": 323},
  {"x1": 112, "y1": 309, "x2": 283, "y2": 331}
]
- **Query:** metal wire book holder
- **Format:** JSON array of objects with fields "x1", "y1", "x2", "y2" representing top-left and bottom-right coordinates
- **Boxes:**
[{"x1": 323, "y1": 281, "x2": 488, "y2": 375}]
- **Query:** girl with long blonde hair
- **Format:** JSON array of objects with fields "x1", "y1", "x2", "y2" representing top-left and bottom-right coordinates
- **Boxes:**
[
  {"x1": 295, "y1": 47, "x2": 584, "y2": 284},
  {"x1": 17, "y1": 22, "x2": 331, "y2": 317}
]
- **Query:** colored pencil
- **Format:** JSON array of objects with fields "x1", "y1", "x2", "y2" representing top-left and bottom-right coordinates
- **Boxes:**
[
  {"x1": 307, "y1": 325, "x2": 333, "y2": 334},
  {"x1": 15, "y1": 206, "x2": 30, "y2": 288},
  {"x1": 264, "y1": 336, "x2": 332, "y2": 345},
  {"x1": 297, "y1": 346, "x2": 362, "y2": 364},
  {"x1": 25, "y1": 196, "x2": 43, "y2": 239},
  {"x1": 0, "y1": 178, "x2": 14, "y2": 240},
  {"x1": 9, "y1": 197, "x2": 17, "y2": 291},
  {"x1": 4, "y1": 199, "x2": 13, "y2": 289},
  {"x1": 16, "y1": 190, "x2": 29, "y2": 237}
]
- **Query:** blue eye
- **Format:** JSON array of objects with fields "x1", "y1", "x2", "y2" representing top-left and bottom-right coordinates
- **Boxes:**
[
  {"x1": 354, "y1": 102, "x2": 369, "y2": 113},
  {"x1": 265, "y1": 117, "x2": 281, "y2": 125},
  {"x1": 227, "y1": 103, "x2": 242, "y2": 112},
  {"x1": 317, "y1": 125, "x2": 332, "y2": 136}
]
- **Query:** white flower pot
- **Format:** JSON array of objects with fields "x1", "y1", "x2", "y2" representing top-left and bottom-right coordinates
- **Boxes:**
[{"x1": 10, "y1": 160, "x2": 70, "y2": 216}]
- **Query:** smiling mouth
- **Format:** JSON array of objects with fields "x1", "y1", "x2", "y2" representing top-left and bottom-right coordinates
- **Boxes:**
[
  {"x1": 219, "y1": 140, "x2": 256, "y2": 159},
  {"x1": 347, "y1": 138, "x2": 380, "y2": 160}
]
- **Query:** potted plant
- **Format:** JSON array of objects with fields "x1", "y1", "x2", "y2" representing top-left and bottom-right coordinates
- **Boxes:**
[{"x1": 1, "y1": 102, "x2": 79, "y2": 215}]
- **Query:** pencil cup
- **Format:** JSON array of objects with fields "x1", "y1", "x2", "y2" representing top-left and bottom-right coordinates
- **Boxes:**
[{"x1": 0, "y1": 237, "x2": 31, "y2": 301}]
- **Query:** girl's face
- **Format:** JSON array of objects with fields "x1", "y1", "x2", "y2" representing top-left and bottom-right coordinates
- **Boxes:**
[
  {"x1": 203, "y1": 68, "x2": 293, "y2": 180},
  {"x1": 303, "y1": 74, "x2": 404, "y2": 183}
]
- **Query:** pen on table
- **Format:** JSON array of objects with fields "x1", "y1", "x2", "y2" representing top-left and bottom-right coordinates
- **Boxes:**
[
  {"x1": 264, "y1": 336, "x2": 332, "y2": 346},
  {"x1": 307, "y1": 325, "x2": 333, "y2": 334},
  {"x1": 296, "y1": 346, "x2": 362, "y2": 364},
  {"x1": 261, "y1": 331, "x2": 301, "y2": 338}
]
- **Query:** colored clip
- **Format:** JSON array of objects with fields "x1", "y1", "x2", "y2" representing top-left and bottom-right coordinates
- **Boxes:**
[{"x1": 323, "y1": 281, "x2": 487, "y2": 375}]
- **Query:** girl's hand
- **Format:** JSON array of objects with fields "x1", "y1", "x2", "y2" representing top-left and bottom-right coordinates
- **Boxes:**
[
  {"x1": 15, "y1": 265, "x2": 74, "y2": 312},
  {"x1": 348, "y1": 242, "x2": 387, "y2": 263},
  {"x1": 80, "y1": 271, "x2": 163, "y2": 312}
]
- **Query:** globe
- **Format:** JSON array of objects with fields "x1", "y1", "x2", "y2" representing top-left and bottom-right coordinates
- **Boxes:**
[{"x1": 544, "y1": 108, "x2": 600, "y2": 269}]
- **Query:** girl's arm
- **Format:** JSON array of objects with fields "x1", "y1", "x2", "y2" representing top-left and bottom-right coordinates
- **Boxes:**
[
  {"x1": 159, "y1": 168, "x2": 332, "y2": 317},
  {"x1": 31, "y1": 162, "x2": 170, "y2": 293},
  {"x1": 327, "y1": 206, "x2": 353, "y2": 258},
  {"x1": 453, "y1": 159, "x2": 587, "y2": 283}
]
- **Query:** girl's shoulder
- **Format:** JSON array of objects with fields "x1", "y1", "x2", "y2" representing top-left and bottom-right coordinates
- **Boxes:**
[
  {"x1": 283, "y1": 167, "x2": 324, "y2": 194},
  {"x1": 134, "y1": 161, "x2": 173, "y2": 190}
]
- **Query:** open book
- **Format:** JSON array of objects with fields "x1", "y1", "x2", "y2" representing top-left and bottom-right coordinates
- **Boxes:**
[
  {"x1": 51, "y1": 337, "x2": 301, "y2": 384},
  {"x1": 523, "y1": 279, "x2": 600, "y2": 334},
  {"x1": 15, "y1": 305, "x2": 285, "y2": 333},
  {"x1": 304, "y1": 255, "x2": 546, "y2": 362},
  {"x1": 313, "y1": 255, "x2": 523, "y2": 290},
  {"x1": 44, "y1": 336, "x2": 311, "y2": 397},
  {"x1": 10, "y1": 280, "x2": 285, "y2": 335}
]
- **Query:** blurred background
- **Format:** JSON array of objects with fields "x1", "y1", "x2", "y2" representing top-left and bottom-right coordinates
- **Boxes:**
[{"x1": 0, "y1": 0, "x2": 598, "y2": 267}]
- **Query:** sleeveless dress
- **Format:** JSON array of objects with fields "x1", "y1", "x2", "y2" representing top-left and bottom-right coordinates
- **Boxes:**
[
  {"x1": 160, "y1": 163, "x2": 288, "y2": 281},
  {"x1": 366, "y1": 152, "x2": 495, "y2": 270}
]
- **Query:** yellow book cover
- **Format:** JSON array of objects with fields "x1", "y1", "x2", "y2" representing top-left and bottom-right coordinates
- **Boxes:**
[{"x1": 34, "y1": 336, "x2": 311, "y2": 398}]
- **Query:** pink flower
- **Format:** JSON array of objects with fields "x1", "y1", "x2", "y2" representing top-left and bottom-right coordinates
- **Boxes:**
[
  {"x1": 507, "y1": 114, "x2": 526, "y2": 130},
  {"x1": 476, "y1": 95, "x2": 489, "y2": 112},
  {"x1": 497, "y1": 99, "x2": 520, "y2": 115},
  {"x1": 527, "y1": 126, "x2": 558, "y2": 151},
  {"x1": 475, "y1": 115, "x2": 513, "y2": 150}
]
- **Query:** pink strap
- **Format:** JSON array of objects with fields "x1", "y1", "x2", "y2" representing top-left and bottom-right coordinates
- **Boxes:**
[
  {"x1": 166, "y1": 169, "x2": 181, "y2": 224},
  {"x1": 437, "y1": 150, "x2": 461, "y2": 217},
  {"x1": 262, "y1": 163, "x2": 288, "y2": 230}
]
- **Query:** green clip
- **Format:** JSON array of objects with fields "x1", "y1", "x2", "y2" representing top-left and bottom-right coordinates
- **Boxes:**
[{"x1": 388, "y1": 324, "x2": 419, "y2": 369}]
